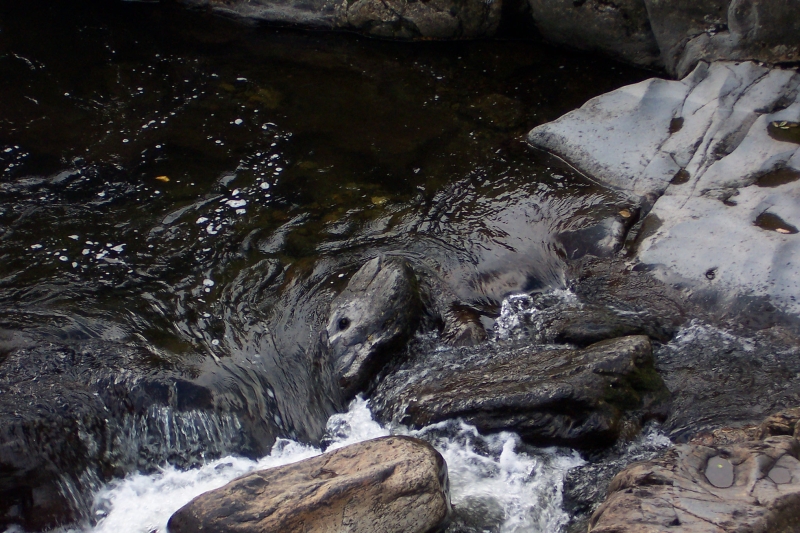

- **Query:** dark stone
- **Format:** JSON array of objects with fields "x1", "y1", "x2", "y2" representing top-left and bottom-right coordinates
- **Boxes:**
[
  {"x1": 527, "y1": 0, "x2": 661, "y2": 68},
  {"x1": 372, "y1": 335, "x2": 670, "y2": 449}
]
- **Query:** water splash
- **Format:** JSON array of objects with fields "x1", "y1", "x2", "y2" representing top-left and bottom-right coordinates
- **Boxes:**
[{"x1": 37, "y1": 399, "x2": 582, "y2": 533}]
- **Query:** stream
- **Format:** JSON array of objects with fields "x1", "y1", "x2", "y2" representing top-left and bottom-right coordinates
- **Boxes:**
[{"x1": 0, "y1": 0, "x2": 658, "y2": 531}]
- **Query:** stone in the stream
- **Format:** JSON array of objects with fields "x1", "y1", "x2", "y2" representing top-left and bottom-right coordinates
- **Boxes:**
[
  {"x1": 588, "y1": 421, "x2": 800, "y2": 532},
  {"x1": 528, "y1": 61, "x2": 800, "y2": 319},
  {"x1": 167, "y1": 436, "x2": 451, "y2": 533},
  {"x1": 372, "y1": 335, "x2": 669, "y2": 449},
  {"x1": 178, "y1": 0, "x2": 501, "y2": 39},
  {"x1": 326, "y1": 256, "x2": 422, "y2": 398}
]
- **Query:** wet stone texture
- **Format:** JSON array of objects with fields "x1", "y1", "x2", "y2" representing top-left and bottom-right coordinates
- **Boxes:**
[
  {"x1": 167, "y1": 436, "x2": 451, "y2": 533},
  {"x1": 588, "y1": 409, "x2": 800, "y2": 533},
  {"x1": 528, "y1": 61, "x2": 800, "y2": 321},
  {"x1": 371, "y1": 335, "x2": 670, "y2": 449}
]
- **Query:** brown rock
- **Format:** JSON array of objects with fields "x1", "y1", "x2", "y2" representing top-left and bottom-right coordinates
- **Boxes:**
[
  {"x1": 167, "y1": 436, "x2": 451, "y2": 533},
  {"x1": 759, "y1": 407, "x2": 800, "y2": 440},
  {"x1": 589, "y1": 426, "x2": 800, "y2": 532}
]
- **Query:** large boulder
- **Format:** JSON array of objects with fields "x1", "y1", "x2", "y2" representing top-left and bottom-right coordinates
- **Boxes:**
[
  {"x1": 372, "y1": 335, "x2": 670, "y2": 449},
  {"x1": 528, "y1": 61, "x2": 800, "y2": 319},
  {"x1": 167, "y1": 436, "x2": 451, "y2": 533},
  {"x1": 179, "y1": 0, "x2": 502, "y2": 39},
  {"x1": 527, "y1": 0, "x2": 661, "y2": 68},
  {"x1": 526, "y1": 0, "x2": 800, "y2": 77},
  {"x1": 645, "y1": 0, "x2": 800, "y2": 77},
  {"x1": 588, "y1": 410, "x2": 800, "y2": 532}
]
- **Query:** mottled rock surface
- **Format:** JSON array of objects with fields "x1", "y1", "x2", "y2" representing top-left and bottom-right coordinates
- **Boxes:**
[
  {"x1": 528, "y1": 61, "x2": 800, "y2": 318},
  {"x1": 372, "y1": 335, "x2": 669, "y2": 449},
  {"x1": 588, "y1": 416, "x2": 800, "y2": 532},
  {"x1": 167, "y1": 436, "x2": 451, "y2": 533},
  {"x1": 179, "y1": 0, "x2": 502, "y2": 39}
]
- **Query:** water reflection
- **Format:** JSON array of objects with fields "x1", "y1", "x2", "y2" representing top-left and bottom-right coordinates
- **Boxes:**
[{"x1": 0, "y1": 1, "x2": 650, "y2": 524}]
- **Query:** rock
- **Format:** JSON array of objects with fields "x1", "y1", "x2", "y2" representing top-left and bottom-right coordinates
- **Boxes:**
[
  {"x1": 326, "y1": 256, "x2": 486, "y2": 399},
  {"x1": 179, "y1": 0, "x2": 501, "y2": 39},
  {"x1": 372, "y1": 335, "x2": 669, "y2": 449},
  {"x1": 760, "y1": 407, "x2": 800, "y2": 440},
  {"x1": 326, "y1": 256, "x2": 423, "y2": 397},
  {"x1": 525, "y1": 0, "x2": 799, "y2": 77},
  {"x1": 528, "y1": 61, "x2": 800, "y2": 319},
  {"x1": 527, "y1": 0, "x2": 661, "y2": 68},
  {"x1": 645, "y1": 0, "x2": 800, "y2": 77},
  {"x1": 588, "y1": 424, "x2": 800, "y2": 532},
  {"x1": 167, "y1": 436, "x2": 451, "y2": 533}
]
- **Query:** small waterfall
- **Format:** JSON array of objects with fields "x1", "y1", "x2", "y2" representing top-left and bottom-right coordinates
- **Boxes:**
[{"x1": 30, "y1": 398, "x2": 586, "y2": 533}]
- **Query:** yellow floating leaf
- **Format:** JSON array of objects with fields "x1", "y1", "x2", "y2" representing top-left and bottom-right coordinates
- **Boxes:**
[
  {"x1": 371, "y1": 196, "x2": 388, "y2": 206},
  {"x1": 155, "y1": 176, "x2": 170, "y2": 182},
  {"x1": 619, "y1": 208, "x2": 632, "y2": 218}
]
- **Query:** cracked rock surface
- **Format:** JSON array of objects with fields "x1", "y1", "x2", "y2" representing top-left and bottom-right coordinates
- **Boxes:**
[
  {"x1": 166, "y1": 436, "x2": 451, "y2": 533},
  {"x1": 588, "y1": 409, "x2": 800, "y2": 533},
  {"x1": 528, "y1": 61, "x2": 800, "y2": 318}
]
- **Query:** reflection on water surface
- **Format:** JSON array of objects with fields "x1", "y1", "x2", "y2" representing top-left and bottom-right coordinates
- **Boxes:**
[{"x1": 0, "y1": 4, "x2": 653, "y2": 522}]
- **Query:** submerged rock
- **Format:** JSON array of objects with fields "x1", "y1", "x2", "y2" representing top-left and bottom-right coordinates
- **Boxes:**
[
  {"x1": 167, "y1": 436, "x2": 451, "y2": 533},
  {"x1": 179, "y1": 0, "x2": 501, "y2": 39},
  {"x1": 588, "y1": 410, "x2": 800, "y2": 533},
  {"x1": 528, "y1": 61, "x2": 800, "y2": 320},
  {"x1": 372, "y1": 335, "x2": 669, "y2": 449}
]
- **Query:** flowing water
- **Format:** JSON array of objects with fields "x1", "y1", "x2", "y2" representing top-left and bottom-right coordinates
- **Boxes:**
[{"x1": 0, "y1": 0, "x2": 656, "y2": 531}]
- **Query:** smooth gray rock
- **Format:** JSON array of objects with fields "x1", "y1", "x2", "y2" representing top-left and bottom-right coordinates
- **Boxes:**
[
  {"x1": 167, "y1": 436, "x2": 451, "y2": 533},
  {"x1": 372, "y1": 335, "x2": 670, "y2": 449},
  {"x1": 588, "y1": 431, "x2": 800, "y2": 532},
  {"x1": 528, "y1": 61, "x2": 800, "y2": 317},
  {"x1": 179, "y1": 0, "x2": 502, "y2": 39}
]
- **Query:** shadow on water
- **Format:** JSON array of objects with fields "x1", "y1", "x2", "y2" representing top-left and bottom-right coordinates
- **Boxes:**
[{"x1": 0, "y1": 0, "x2": 652, "y2": 527}]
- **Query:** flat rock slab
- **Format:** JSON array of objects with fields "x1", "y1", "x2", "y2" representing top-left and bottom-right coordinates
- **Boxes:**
[
  {"x1": 167, "y1": 436, "x2": 451, "y2": 533},
  {"x1": 528, "y1": 61, "x2": 800, "y2": 317},
  {"x1": 589, "y1": 432, "x2": 800, "y2": 532},
  {"x1": 372, "y1": 335, "x2": 669, "y2": 449}
]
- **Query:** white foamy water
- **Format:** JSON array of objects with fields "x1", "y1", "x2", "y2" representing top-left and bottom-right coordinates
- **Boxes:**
[{"x1": 36, "y1": 398, "x2": 582, "y2": 533}]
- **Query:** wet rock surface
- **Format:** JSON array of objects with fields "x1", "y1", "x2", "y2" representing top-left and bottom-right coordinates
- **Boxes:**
[
  {"x1": 372, "y1": 335, "x2": 669, "y2": 449},
  {"x1": 529, "y1": 61, "x2": 800, "y2": 319},
  {"x1": 588, "y1": 410, "x2": 800, "y2": 533},
  {"x1": 179, "y1": 0, "x2": 501, "y2": 39},
  {"x1": 166, "y1": 436, "x2": 451, "y2": 533}
]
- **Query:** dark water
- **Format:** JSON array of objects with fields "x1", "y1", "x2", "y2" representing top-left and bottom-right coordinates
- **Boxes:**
[{"x1": 0, "y1": 0, "x2": 651, "y2": 524}]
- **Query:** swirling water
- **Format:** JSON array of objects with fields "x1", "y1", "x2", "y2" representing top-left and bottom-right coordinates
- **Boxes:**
[{"x1": 0, "y1": 0, "x2": 652, "y2": 531}]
